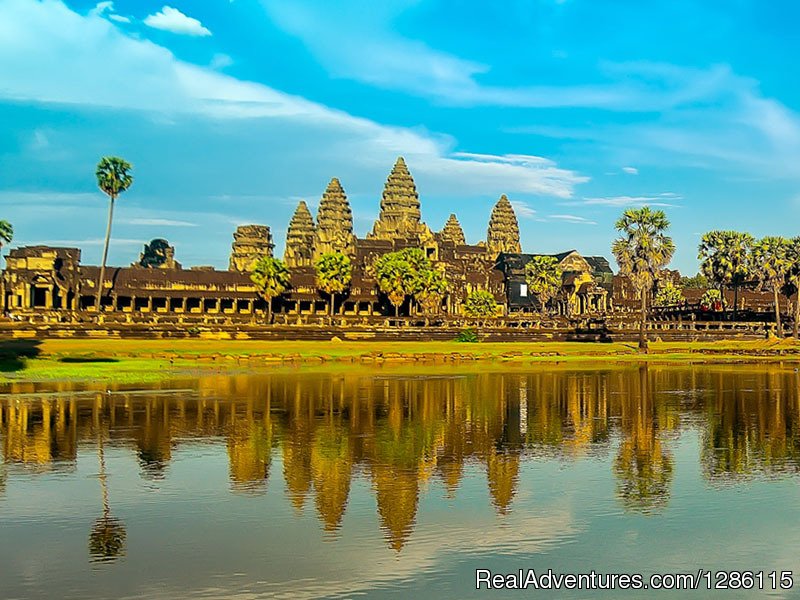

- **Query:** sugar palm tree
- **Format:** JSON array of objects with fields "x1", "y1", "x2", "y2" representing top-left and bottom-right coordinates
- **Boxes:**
[
  {"x1": 524, "y1": 255, "x2": 563, "y2": 315},
  {"x1": 786, "y1": 237, "x2": 800, "y2": 337},
  {"x1": 611, "y1": 207, "x2": 675, "y2": 351},
  {"x1": 753, "y1": 236, "x2": 790, "y2": 337},
  {"x1": 314, "y1": 252, "x2": 352, "y2": 316},
  {"x1": 698, "y1": 230, "x2": 753, "y2": 316},
  {"x1": 250, "y1": 256, "x2": 290, "y2": 324},
  {"x1": 0, "y1": 220, "x2": 12, "y2": 248},
  {"x1": 415, "y1": 267, "x2": 448, "y2": 322},
  {"x1": 95, "y1": 157, "x2": 133, "y2": 310}
]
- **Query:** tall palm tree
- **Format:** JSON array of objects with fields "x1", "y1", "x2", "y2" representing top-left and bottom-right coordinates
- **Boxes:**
[
  {"x1": 0, "y1": 220, "x2": 12, "y2": 249},
  {"x1": 250, "y1": 256, "x2": 290, "y2": 324},
  {"x1": 95, "y1": 157, "x2": 134, "y2": 311},
  {"x1": 786, "y1": 237, "x2": 800, "y2": 338},
  {"x1": 611, "y1": 206, "x2": 675, "y2": 351},
  {"x1": 753, "y1": 236, "x2": 790, "y2": 337},
  {"x1": 314, "y1": 252, "x2": 352, "y2": 316},
  {"x1": 524, "y1": 255, "x2": 563, "y2": 315}
]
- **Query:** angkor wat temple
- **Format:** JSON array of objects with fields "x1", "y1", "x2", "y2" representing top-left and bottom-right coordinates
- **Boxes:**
[{"x1": 2, "y1": 157, "x2": 615, "y2": 322}]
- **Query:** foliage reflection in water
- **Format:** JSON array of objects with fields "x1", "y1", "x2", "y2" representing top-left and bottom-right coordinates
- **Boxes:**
[{"x1": 2, "y1": 365, "x2": 800, "y2": 598}]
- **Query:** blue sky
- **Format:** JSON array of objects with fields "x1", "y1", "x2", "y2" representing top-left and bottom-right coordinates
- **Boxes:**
[{"x1": 2, "y1": 0, "x2": 800, "y2": 273}]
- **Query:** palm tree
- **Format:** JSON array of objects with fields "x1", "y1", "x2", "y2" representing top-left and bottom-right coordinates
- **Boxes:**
[
  {"x1": 95, "y1": 157, "x2": 133, "y2": 311},
  {"x1": 374, "y1": 252, "x2": 408, "y2": 316},
  {"x1": 314, "y1": 252, "x2": 352, "y2": 316},
  {"x1": 250, "y1": 256, "x2": 290, "y2": 324},
  {"x1": 415, "y1": 268, "x2": 448, "y2": 322},
  {"x1": 611, "y1": 206, "x2": 675, "y2": 351},
  {"x1": 698, "y1": 230, "x2": 753, "y2": 315},
  {"x1": 524, "y1": 255, "x2": 563, "y2": 315},
  {"x1": 753, "y1": 236, "x2": 790, "y2": 337},
  {"x1": 0, "y1": 220, "x2": 12, "y2": 249},
  {"x1": 786, "y1": 237, "x2": 800, "y2": 337}
]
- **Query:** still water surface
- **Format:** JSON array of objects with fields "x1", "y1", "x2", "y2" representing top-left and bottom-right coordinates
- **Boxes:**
[{"x1": 2, "y1": 365, "x2": 800, "y2": 599}]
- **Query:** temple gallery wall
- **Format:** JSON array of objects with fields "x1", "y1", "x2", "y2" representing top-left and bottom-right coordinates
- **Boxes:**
[{"x1": 3, "y1": 157, "x2": 635, "y2": 322}]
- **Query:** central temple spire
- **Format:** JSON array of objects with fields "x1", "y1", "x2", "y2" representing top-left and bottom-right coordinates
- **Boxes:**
[
  {"x1": 487, "y1": 194, "x2": 522, "y2": 256},
  {"x1": 369, "y1": 157, "x2": 432, "y2": 245}
]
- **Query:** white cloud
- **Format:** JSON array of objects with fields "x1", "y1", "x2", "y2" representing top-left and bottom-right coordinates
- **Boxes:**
[
  {"x1": 510, "y1": 200, "x2": 537, "y2": 219},
  {"x1": 579, "y1": 193, "x2": 682, "y2": 208},
  {"x1": 210, "y1": 53, "x2": 233, "y2": 70},
  {"x1": 144, "y1": 6, "x2": 212, "y2": 37},
  {"x1": 121, "y1": 218, "x2": 198, "y2": 227},
  {"x1": 548, "y1": 214, "x2": 597, "y2": 224},
  {"x1": 0, "y1": 0, "x2": 584, "y2": 199},
  {"x1": 622, "y1": 166, "x2": 638, "y2": 175},
  {"x1": 89, "y1": 1, "x2": 113, "y2": 16},
  {"x1": 90, "y1": 1, "x2": 129, "y2": 23}
]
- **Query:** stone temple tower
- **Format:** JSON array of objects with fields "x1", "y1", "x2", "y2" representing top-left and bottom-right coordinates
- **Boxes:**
[
  {"x1": 229, "y1": 225, "x2": 274, "y2": 272},
  {"x1": 439, "y1": 213, "x2": 466, "y2": 245},
  {"x1": 369, "y1": 157, "x2": 433, "y2": 245},
  {"x1": 284, "y1": 200, "x2": 316, "y2": 268},
  {"x1": 486, "y1": 194, "x2": 521, "y2": 256},
  {"x1": 314, "y1": 178, "x2": 356, "y2": 259}
]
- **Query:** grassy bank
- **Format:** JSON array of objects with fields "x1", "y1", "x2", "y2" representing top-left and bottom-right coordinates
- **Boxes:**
[{"x1": 2, "y1": 337, "x2": 800, "y2": 383}]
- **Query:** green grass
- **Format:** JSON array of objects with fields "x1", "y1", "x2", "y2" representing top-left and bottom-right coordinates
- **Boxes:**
[{"x1": 2, "y1": 337, "x2": 800, "y2": 384}]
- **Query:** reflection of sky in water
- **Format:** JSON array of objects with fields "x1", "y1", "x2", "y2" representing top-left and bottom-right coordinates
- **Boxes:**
[{"x1": 1, "y1": 366, "x2": 800, "y2": 599}]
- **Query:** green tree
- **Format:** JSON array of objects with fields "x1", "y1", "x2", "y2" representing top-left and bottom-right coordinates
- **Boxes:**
[
  {"x1": 95, "y1": 157, "x2": 134, "y2": 311},
  {"x1": 698, "y1": 230, "x2": 754, "y2": 314},
  {"x1": 415, "y1": 268, "x2": 448, "y2": 319},
  {"x1": 251, "y1": 256, "x2": 290, "y2": 324},
  {"x1": 314, "y1": 252, "x2": 352, "y2": 316},
  {"x1": 700, "y1": 288, "x2": 722, "y2": 308},
  {"x1": 463, "y1": 290, "x2": 498, "y2": 318},
  {"x1": 374, "y1": 248, "x2": 441, "y2": 317},
  {"x1": 679, "y1": 273, "x2": 708, "y2": 289},
  {"x1": 786, "y1": 237, "x2": 800, "y2": 337},
  {"x1": 0, "y1": 220, "x2": 12, "y2": 249},
  {"x1": 524, "y1": 255, "x2": 563, "y2": 314},
  {"x1": 611, "y1": 206, "x2": 675, "y2": 351},
  {"x1": 654, "y1": 282, "x2": 684, "y2": 307},
  {"x1": 753, "y1": 236, "x2": 789, "y2": 337}
]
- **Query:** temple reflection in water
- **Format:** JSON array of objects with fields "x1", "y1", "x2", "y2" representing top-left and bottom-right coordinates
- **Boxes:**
[{"x1": 2, "y1": 366, "x2": 800, "y2": 551}]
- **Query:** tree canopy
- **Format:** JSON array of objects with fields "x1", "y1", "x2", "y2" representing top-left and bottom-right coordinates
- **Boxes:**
[
  {"x1": 654, "y1": 282, "x2": 684, "y2": 307},
  {"x1": 96, "y1": 157, "x2": 133, "y2": 199},
  {"x1": 251, "y1": 256, "x2": 291, "y2": 303},
  {"x1": 373, "y1": 248, "x2": 447, "y2": 316},
  {"x1": 0, "y1": 220, "x2": 12, "y2": 247},
  {"x1": 524, "y1": 255, "x2": 563, "y2": 312},
  {"x1": 463, "y1": 290, "x2": 498, "y2": 318}
]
